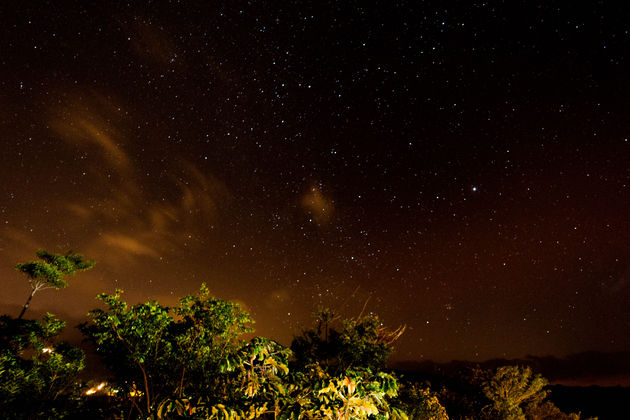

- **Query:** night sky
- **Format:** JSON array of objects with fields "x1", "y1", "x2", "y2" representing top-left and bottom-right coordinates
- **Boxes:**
[{"x1": 1, "y1": 1, "x2": 629, "y2": 366}]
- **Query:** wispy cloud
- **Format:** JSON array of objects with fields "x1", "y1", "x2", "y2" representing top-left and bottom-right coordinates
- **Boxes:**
[
  {"x1": 101, "y1": 233, "x2": 161, "y2": 259},
  {"x1": 301, "y1": 183, "x2": 334, "y2": 225},
  {"x1": 50, "y1": 93, "x2": 131, "y2": 173},
  {"x1": 45, "y1": 90, "x2": 230, "y2": 276}
]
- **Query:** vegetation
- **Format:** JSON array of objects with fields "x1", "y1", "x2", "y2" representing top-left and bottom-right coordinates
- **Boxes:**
[
  {"x1": 0, "y1": 250, "x2": 596, "y2": 419},
  {"x1": 15, "y1": 250, "x2": 95, "y2": 319},
  {"x1": 0, "y1": 314, "x2": 86, "y2": 419}
]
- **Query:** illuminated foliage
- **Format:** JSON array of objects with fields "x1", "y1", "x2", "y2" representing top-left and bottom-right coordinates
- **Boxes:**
[
  {"x1": 0, "y1": 314, "x2": 85, "y2": 419},
  {"x1": 80, "y1": 284, "x2": 258, "y2": 418},
  {"x1": 399, "y1": 384, "x2": 449, "y2": 420},
  {"x1": 156, "y1": 307, "x2": 410, "y2": 420},
  {"x1": 171, "y1": 283, "x2": 255, "y2": 397},
  {"x1": 285, "y1": 308, "x2": 408, "y2": 419},
  {"x1": 480, "y1": 365, "x2": 548, "y2": 419},
  {"x1": 80, "y1": 290, "x2": 174, "y2": 416},
  {"x1": 15, "y1": 250, "x2": 95, "y2": 319},
  {"x1": 278, "y1": 367, "x2": 406, "y2": 419},
  {"x1": 157, "y1": 337, "x2": 290, "y2": 419}
]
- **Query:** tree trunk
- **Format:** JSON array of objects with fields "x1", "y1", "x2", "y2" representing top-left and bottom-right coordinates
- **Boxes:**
[
  {"x1": 140, "y1": 364, "x2": 151, "y2": 415},
  {"x1": 18, "y1": 290, "x2": 35, "y2": 320},
  {"x1": 178, "y1": 367, "x2": 186, "y2": 398}
]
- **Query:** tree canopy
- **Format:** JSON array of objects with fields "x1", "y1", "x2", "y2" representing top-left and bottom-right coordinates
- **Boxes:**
[{"x1": 15, "y1": 250, "x2": 95, "y2": 319}]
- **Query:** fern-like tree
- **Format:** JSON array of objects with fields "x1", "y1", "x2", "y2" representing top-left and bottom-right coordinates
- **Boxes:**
[{"x1": 15, "y1": 250, "x2": 95, "y2": 319}]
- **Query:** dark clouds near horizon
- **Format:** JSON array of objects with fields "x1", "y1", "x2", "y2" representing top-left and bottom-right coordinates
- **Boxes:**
[{"x1": 1, "y1": 1, "x2": 630, "y2": 367}]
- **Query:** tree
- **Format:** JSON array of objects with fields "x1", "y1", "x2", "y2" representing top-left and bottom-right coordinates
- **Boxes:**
[
  {"x1": 149, "y1": 306, "x2": 406, "y2": 420},
  {"x1": 437, "y1": 366, "x2": 592, "y2": 420},
  {"x1": 170, "y1": 283, "x2": 255, "y2": 398},
  {"x1": 80, "y1": 290, "x2": 174, "y2": 416},
  {"x1": 288, "y1": 309, "x2": 408, "y2": 419},
  {"x1": 398, "y1": 383, "x2": 450, "y2": 420},
  {"x1": 157, "y1": 336, "x2": 291, "y2": 419},
  {"x1": 295, "y1": 369, "x2": 404, "y2": 420},
  {"x1": 0, "y1": 314, "x2": 85, "y2": 419},
  {"x1": 80, "y1": 284, "x2": 256, "y2": 418},
  {"x1": 481, "y1": 365, "x2": 548, "y2": 420},
  {"x1": 15, "y1": 250, "x2": 95, "y2": 319},
  {"x1": 291, "y1": 308, "x2": 405, "y2": 374}
]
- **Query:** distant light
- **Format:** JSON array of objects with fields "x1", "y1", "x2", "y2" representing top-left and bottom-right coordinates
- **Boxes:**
[
  {"x1": 472, "y1": 186, "x2": 477, "y2": 192},
  {"x1": 86, "y1": 382, "x2": 107, "y2": 396}
]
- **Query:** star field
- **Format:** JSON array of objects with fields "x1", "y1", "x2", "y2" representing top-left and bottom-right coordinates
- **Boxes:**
[{"x1": 1, "y1": 1, "x2": 629, "y2": 363}]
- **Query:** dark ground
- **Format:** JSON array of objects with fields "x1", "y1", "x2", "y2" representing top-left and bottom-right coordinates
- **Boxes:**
[{"x1": 548, "y1": 385, "x2": 630, "y2": 420}]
